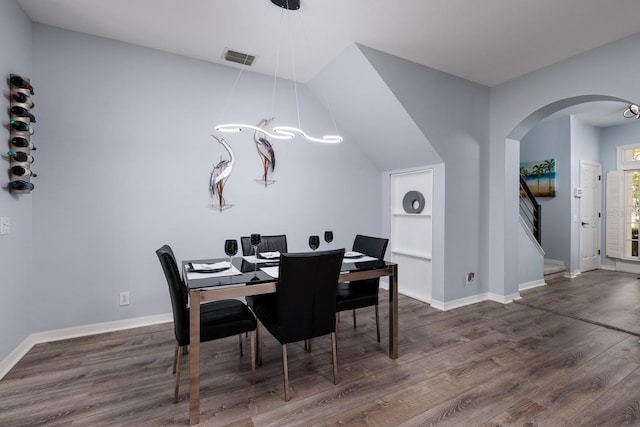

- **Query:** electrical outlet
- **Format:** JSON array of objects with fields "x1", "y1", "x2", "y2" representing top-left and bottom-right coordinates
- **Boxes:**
[
  {"x1": 465, "y1": 272, "x2": 475, "y2": 285},
  {"x1": 119, "y1": 291, "x2": 130, "y2": 306}
]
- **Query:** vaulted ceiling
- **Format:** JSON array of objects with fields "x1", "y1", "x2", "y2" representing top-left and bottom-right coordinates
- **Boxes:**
[{"x1": 17, "y1": 0, "x2": 640, "y2": 87}]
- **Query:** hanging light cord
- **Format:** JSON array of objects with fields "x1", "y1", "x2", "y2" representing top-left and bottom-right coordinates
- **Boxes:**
[{"x1": 214, "y1": 0, "x2": 343, "y2": 143}]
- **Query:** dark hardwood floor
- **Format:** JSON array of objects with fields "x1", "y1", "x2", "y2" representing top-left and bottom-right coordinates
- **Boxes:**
[{"x1": 2, "y1": 269, "x2": 640, "y2": 426}]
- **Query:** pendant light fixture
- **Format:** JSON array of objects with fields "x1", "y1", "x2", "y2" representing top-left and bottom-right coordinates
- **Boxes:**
[
  {"x1": 215, "y1": 0, "x2": 343, "y2": 144},
  {"x1": 623, "y1": 104, "x2": 640, "y2": 119}
]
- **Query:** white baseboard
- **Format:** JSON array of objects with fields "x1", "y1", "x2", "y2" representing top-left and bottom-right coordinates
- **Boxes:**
[
  {"x1": 488, "y1": 291, "x2": 521, "y2": 304},
  {"x1": 519, "y1": 279, "x2": 546, "y2": 291},
  {"x1": 565, "y1": 270, "x2": 582, "y2": 278},
  {"x1": 431, "y1": 293, "x2": 489, "y2": 311},
  {"x1": 600, "y1": 264, "x2": 616, "y2": 271},
  {"x1": 0, "y1": 313, "x2": 172, "y2": 381}
]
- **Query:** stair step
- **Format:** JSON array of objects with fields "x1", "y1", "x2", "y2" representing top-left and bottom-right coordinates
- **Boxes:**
[{"x1": 544, "y1": 259, "x2": 566, "y2": 280}]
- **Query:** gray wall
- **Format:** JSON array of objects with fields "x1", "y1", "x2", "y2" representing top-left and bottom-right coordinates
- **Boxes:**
[
  {"x1": 521, "y1": 117, "x2": 571, "y2": 266},
  {"x1": 28, "y1": 24, "x2": 382, "y2": 332},
  {"x1": 489, "y1": 32, "x2": 640, "y2": 299},
  {"x1": 0, "y1": 1, "x2": 33, "y2": 366},
  {"x1": 358, "y1": 45, "x2": 490, "y2": 303}
]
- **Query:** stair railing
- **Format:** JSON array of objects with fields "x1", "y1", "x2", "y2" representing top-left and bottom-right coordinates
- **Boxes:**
[{"x1": 520, "y1": 175, "x2": 541, "y2": 245}]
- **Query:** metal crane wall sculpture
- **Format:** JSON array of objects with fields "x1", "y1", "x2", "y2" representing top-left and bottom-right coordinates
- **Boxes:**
[
  {"x1": 210, "y1": 134, "x2": 235, "y2": 211},
  {"x1": 254, "y1": 118, "x2": 276, "y2": 186}
]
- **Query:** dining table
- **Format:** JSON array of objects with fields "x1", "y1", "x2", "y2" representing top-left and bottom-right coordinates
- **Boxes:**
[{"x1": 182, "y1": 254, "x2": 398, "y2": 426}]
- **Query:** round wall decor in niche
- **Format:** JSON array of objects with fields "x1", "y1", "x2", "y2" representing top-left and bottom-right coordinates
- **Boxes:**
[{"x1": 402, "y1": 190, "x2": 425, "y2": 214}]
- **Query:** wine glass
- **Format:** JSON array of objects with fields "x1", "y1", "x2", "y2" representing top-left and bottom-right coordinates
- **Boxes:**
[
  {"x1": 250, "y1": 234, "x2": 261, "y2": 274},
  {"x1": 324, "y1": 231, "x2": 333, "y2": 245},
  {"x1": 224, "y1": 239, "x2": 238, "y2": 267},
  {"x1": 250, "y1": 234, "x2": 262, "y2": 257},
  {"x1": 309, "y1": 235, "x2": 320, "y2": 251}
]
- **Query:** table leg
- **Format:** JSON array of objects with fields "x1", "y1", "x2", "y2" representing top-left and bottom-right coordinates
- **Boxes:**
[
  {"x1": 189, "y1": 289, "x2": 201, "y2": 425},
  {"x1": 389, "y1": 265, "x2": 398, "y2": 359}
]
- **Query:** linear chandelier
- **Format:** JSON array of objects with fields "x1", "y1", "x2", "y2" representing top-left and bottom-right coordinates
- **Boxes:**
[{"x1": 214, "y1": 0, "x2": 342, "y2": 144}]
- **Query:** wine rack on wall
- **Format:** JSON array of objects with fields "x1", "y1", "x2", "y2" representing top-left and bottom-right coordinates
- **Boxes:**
[{"x1": 7, "y1": 74, "x2": 36, "y2": 193}]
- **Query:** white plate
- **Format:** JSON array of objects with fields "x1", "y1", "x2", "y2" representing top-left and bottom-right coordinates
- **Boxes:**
[{"x1": 344, "y1": 251, "x2": 364, "y2": 259}]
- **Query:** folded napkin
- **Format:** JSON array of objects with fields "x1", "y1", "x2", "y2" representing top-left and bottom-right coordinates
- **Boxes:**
[
  {"x1": 342, "y1": 252, "x2": 379, "y2": 262},
  {"x1": 258, "y1": 251, "x2": 281, "y2": 260},
  {"x1": 188, "y1": 261, "x2": 231, "y2": 272},
  {"x1": 243, "y1": 255, "x2": 279, "y2": 264},
  {"x1": 260, "y1": 266, "x2": 280, "y2": 278}
]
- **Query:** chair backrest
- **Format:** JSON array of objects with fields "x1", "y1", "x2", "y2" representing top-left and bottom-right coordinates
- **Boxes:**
[
  {"x1": 353, "y1": 234, "x2": 388, "y2": 259},
  {"x1": 275, "y1": 249, "x2": 345, "y2": 343},
  {"x1": 351, "y1": 235, "x2": 389, "y2": 293},
  {"x1": 241, "y1": 234, "x2": 288, "y2": 256},
  {"x1": 156, "y1": 244, "x2": 188, "y2": 345}
]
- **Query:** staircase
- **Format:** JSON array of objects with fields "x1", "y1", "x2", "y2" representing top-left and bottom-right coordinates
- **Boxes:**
[{"x1": 544, "y1": 259, "x2": 566, "y2": 281}]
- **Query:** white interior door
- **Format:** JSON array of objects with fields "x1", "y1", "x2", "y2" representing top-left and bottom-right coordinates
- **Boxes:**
[
  {"x1": 580, "y1": 160, "x2": 602, "y2": 272},
  {"x1": 390, "y1": 169, "x2": 432, "y2": 302}
]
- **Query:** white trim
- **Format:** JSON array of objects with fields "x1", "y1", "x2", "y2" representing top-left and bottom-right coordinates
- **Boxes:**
[
  {"x1": 0, "y1": 313, "x2": 172, "y2": 381},
  {"x1": 488, "y1": 291, "x2": 521, "y2": 304},
  {"x1": 431, "y1": 293, "x2": 489, "y2": 311},
  {"x1": 430, "y1": 289, "x2": 523, "y2": 311},
  {"x1": 565, "y1": 270, "x2": 582, "y2": 278},
  {"x1": 600, "y1": 264, "x2": 616, "y2": 271},
  {"x1": 519, "y1": 279, "x2": 546, "y2": 291},
  {"x1": 545, "y1": 258, "x2": 565, "y2": 266}
]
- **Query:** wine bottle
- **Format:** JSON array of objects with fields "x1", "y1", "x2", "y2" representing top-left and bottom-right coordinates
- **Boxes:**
[
  {"x1": 10, "y1": 90, "x2": 35, "y2": 108},
  {"x1": 9, "y1": 75, "x2": 34, "y2": 95},
  {"x1": 10, "y1": 106, "x2": 36, "y2": 123},
  {"x1": 10, "y1": 166, "x2": 36, "y2": 177},
  {"x1": 8, "y1": 180, "x2": 34, "y2": 191},
  {"x1": 9, "y1": 120, "x2": 33, "y2": 134},
  {"x1": 6, "y1": 151, "x2": 35, "y2": 163},
  {"x1": 10, "y1": 137, "x2": 36, "y2": 150}
]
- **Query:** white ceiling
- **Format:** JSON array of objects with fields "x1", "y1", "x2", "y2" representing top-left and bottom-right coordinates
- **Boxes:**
[{"x1": 16, "y1": 0, "x2": 640, "y2": 126}]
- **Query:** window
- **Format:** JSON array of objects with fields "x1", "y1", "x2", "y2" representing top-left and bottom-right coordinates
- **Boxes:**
[
  {"x1": 607, "y1": 144, "x2": 640, "y2": 260},
  {"x1": 624, "y1": 170, "x2": 640, "y2": 257}
]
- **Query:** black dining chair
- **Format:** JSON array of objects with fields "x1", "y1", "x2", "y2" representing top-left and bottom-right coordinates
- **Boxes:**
[
  {"x1": 252, "y1": 248, "x2": 345, "y2": 401},
  {"x1": 336, "y1": 235, "x2": 389, "y2": 342},
  {"x1": 156, "y1": 244, "x2": 257, "y2": 403},
  {"x1": 241, "y1": 234, "x2": 288, "y2": 311},
  {"x1": 240, "y1": 234, "x2": 288, "y2": 257}
]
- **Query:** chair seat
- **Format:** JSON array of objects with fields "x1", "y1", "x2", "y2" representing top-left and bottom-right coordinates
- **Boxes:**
[
  {"x1": 336, "y1": 281, "x2": 379, "y2": 312},
  {"x1": 177, "y1": 299, "x2": 257, "y2": 346}
]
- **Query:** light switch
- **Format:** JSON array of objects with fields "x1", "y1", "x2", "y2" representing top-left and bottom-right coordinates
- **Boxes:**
[{"x1": 0, "y1": 217, "x2": 10, "y2": 235}]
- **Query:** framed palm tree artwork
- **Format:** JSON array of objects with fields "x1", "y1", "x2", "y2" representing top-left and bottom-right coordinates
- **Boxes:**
[{"x1": 520, "y1": 158, "x2": 556, "y2": 197}]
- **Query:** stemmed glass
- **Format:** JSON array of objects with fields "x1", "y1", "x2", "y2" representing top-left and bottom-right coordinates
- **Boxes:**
[
  {"x1": 324, "y1": 231, "x2": 333, "y2": 245},
  {"x1": 250, "y1": 233, "x2": 262, "y2": 257},
  {"x1": 250, "y1": 234, "x2": 261, "y2": 274},
  {"x1": 224, "y1": 239, "x2": 238, "y2": 267},
  {"x1": 309, "y1": 235, "x2": 320, "y2": 251}
]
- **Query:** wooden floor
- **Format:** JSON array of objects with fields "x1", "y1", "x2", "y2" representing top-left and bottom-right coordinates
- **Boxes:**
[{"x1": 3, "y1": 270, "x2": 640, "y2": 426}]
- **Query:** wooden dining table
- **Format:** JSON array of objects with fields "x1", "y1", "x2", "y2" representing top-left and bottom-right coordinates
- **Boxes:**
[{"x1": 182, "y1": 256, "x2": 398, "y2": 426}]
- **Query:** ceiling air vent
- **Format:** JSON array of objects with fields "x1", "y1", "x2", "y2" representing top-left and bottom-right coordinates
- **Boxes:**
[{"x1": 223, "y1": 49, "x2": 255, "y2": 66}]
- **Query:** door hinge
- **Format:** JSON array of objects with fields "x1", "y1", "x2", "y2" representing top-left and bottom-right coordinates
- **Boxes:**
[
  {"x1": 599, "y1": 175, "x2": 601, "y2": 180},
  {"x1": 598, "y1": 249, "x2": 601, "y2": 254},
  {"x1": 598, "y1": 212, "x2": 601, "y2": 218}
]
